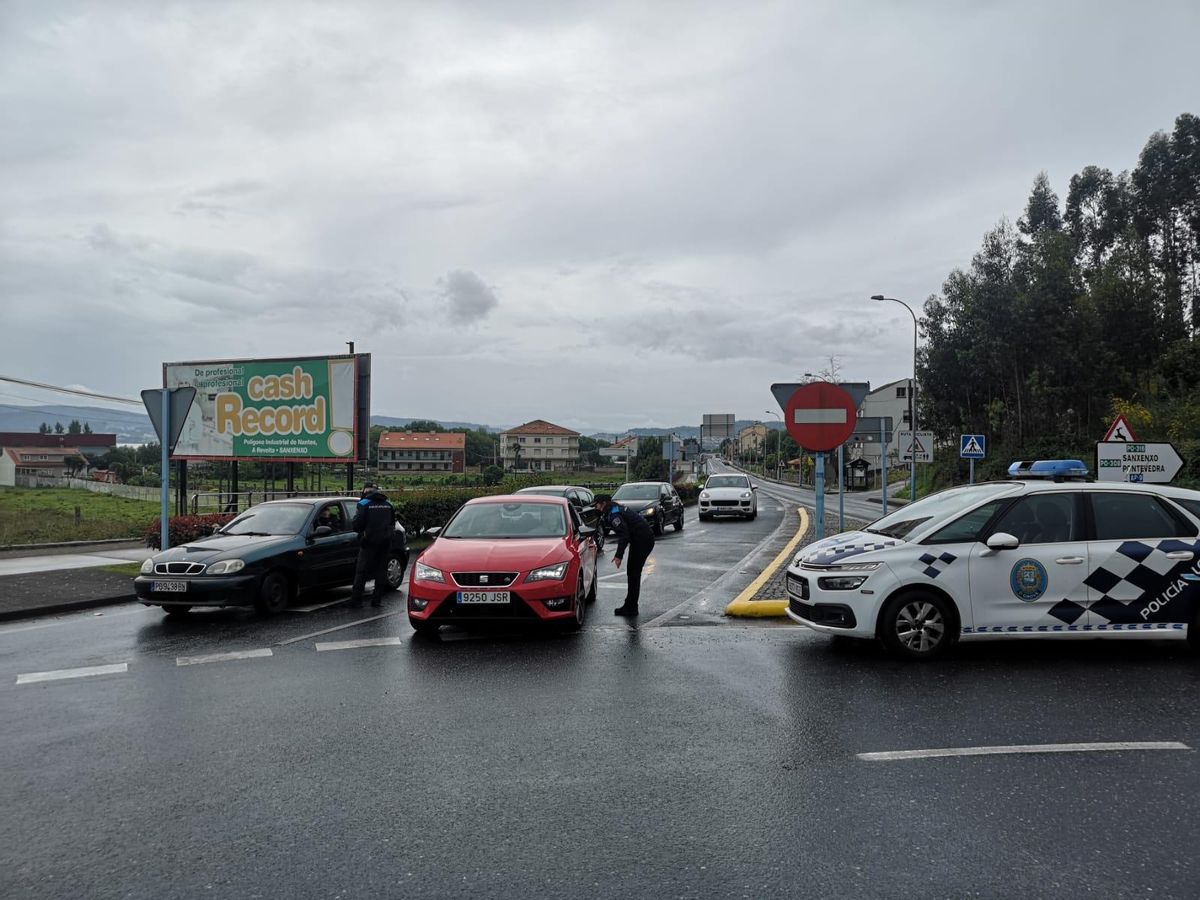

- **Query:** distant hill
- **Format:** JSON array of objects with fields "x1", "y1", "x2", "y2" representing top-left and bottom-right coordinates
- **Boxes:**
[{"x1": 1, "y1": 403, "x2": 777, "y2": 446}]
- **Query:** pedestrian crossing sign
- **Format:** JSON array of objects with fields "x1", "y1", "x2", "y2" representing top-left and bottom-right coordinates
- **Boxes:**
[{"x1": 960, "y1": 434, "x2": 986, "y2": 459}]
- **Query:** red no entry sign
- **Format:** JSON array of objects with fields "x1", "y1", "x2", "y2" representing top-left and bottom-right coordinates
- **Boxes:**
[{"x1": 784, "y1": 382, "x2": 857, "y2": 452}]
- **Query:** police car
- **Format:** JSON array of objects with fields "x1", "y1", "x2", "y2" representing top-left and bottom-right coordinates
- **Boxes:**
[{"x1": 785, "y1": 461, "x2": 1200, "y2": 659}]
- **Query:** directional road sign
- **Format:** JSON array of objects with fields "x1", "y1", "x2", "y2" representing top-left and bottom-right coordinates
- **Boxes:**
[
  {"x1": 141, "y1": 387, "x2": 197, "y2": 454},
  {"x1": 1095, "y1": 442, "x2": 1183, "y2": 483},
  {"x1": 960, "y1": 434, "x2": 986, "y2": 459},
  {"x1": 1102, "y1": 415, "x2": 1138, "y2": 443},
  {"x1": 783, "y1": 382, "x2": 857, "y2": 452},
  {"x1": 897, "y1": 430, "x2": 933, "y2": 463}
]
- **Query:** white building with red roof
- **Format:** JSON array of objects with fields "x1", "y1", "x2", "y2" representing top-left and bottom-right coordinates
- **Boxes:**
[
  {"x1": 498, "y1": 420, "x2": 580, "y2": 472},
  {"x1": 378, "y1": 431, "x2": 466, "y2": 473}
]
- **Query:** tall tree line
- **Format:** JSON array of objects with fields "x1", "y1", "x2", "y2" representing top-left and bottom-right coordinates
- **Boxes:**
[{"x1": 920, "y1": 112, "x2": 1200, "y2": 479}]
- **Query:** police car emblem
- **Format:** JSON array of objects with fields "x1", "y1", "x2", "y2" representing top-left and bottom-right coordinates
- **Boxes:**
[{"x1": 1010, "y1": 558, "x2": 1048, "y2": 602}]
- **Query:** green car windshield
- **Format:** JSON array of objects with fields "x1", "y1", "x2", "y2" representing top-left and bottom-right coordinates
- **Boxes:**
[{"x1": 221, "y1": 504, "x2": 312, "y2": 536}]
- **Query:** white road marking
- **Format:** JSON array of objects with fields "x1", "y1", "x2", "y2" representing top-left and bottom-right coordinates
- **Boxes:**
[
  {"x1": 0, "y1": 554, "x2": 133, "y2": 576},
  {"x1": 315, "y1": 637, "x2": 403, "y2": 652},
  {"x1": 16, "y1": 662, "x2": 129, "y2": 684},
  {"x1": 598, "y1": 582, "x2": 626, "y2": 590},
  {"x1": 175, "y1": 648, "x2": 274, "y2": 667},
  {"x1": 598, "y1": 572, "x2": 626, "y2": 581},
  {"x1": 276, "y1": 611, "x2": 398, "y2": 645},
  {"x1": 690, "y1": 529, "x2": 708, "y2": 537},
  {"x1": 289, "y1": 598, "x2": 352, "y2": 613},
  {"x1": 857, "y1": 741, "x2": 1192, "y2": 762}
]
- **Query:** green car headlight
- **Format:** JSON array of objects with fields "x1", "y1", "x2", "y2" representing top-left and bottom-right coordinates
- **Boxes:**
[{"x1": 207, "y1": 559, "x2": 246, "y2": 575}]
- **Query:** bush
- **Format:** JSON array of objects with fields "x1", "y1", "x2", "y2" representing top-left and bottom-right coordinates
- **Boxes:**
[
  {"x1": 145, "y1": 514, "x2": 235, "y2": 549},
  {"x1": 674, "y1": 482, "x2": 700, "y2": 506},
  {"x1": 482, "y1": 465, "x2": 504, "y2": 485}
]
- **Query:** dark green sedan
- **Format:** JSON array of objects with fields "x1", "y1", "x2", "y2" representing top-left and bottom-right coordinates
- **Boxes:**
[{"x1": 134, "y1": 497, "x2": 408, "y2": 617}]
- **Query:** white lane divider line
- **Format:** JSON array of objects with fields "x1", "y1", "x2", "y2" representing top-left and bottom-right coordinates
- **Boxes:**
[
  {"x1": 315, "y1": 637, "x2": 402, "y2": 652},
  {"x1": 289, "y1": 598, "x2": 351, "y2": 613},
  {"x1": 857, "y1": 741, "x2": 1192, "y2": 762},
  {"x1": 276, "y1": 611, "x2": 398, "y2": 646},
  {"x1": 16, "y1": 662, "x2": 129, "y2": 684},
  {"x1": 176, "y1": 648, "x2": 274, "y2": 667}
]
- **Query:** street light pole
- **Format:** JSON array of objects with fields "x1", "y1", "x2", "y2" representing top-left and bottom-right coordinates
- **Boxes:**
[
  {"x1": 871, "y1": 295, "x2": 919, "y2": 502},
  {"x1": 766, "y1": 410, "x2": 781, "y2": 482}
]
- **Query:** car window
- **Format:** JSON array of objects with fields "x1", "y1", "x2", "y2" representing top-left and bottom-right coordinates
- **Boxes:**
[
  {"x1": 222, "y1": 503, "x2": 311, "y2": 536},
  {"x1": 314, "y1": 503, "x2": 345, "y2": 532},
  {"x1": 566, "y1": 490, "x2": 581, "y2": 506},
  {"x1": 1089, "y1": 492, "x2": 1197, "y2": 540},
  {"x1": 1170, "y1": 497, "x2": 1200, "y2": 526},
  {"x1": 706, "y1": 475, "x2": 749, "y2": 489},
  {"x1": 865, "y1": 482, "x2": 1020, "y2": 540},
  {"x1": 925, "y1": 499, "x2": 1009, "y2": 544},
  {"x1": 989, "y1": 494, "x2": 1081, "y2": 544},
  {"x1": 660, "y1": 487, "x2": 671, "y2": 500},
  {"x1": 578, "y1": 489, "x2": 594, "y2": 505},
  {"x1": 613, "y1": 484, "x2": 660, "y2": 501},
  {"x1": 442, "y1": 502, "x2": 567, "y2": 538},
  {"x1": 568, "y1": 505, "x2": 583, "y2": 530}
]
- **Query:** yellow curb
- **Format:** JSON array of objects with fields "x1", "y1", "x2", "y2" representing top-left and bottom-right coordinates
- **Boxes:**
[{"x1": 725, "y1": 507, "x2": 810, "y2": 618}]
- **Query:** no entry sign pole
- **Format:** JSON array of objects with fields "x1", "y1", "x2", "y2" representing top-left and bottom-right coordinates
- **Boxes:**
[
  {"x1": 880, "y1": 418, "x2": 889, "y2": 517},
  {"x1": 815, "y1": 453, "x2": 826, "y2": 539},
  {"x1": 837, "y1": 443, "x2": 844, "y2": 533}
]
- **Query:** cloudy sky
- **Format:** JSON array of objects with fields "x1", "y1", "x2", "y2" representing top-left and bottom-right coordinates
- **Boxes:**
[{"x1": 2, "y1": 1, "x2": 1198, "y2": 432}]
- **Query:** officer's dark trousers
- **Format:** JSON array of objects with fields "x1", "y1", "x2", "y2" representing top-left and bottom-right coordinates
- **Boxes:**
[
  {"x1": 352, "y1": 541, "x2": 390, "y2": 604},
  {"x1": 624, "y1": 539, "x2": 654, "y2": 610}
]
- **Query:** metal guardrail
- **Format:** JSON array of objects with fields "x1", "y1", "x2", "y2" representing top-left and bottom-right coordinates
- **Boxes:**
[{"x1": 189, "y1": 490, "x2": 337, "y2": 515}]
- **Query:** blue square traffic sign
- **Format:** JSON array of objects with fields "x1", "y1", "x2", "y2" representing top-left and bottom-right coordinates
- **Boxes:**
[{"x1": 960, "y1": 434, "x2": 986, "y2": 459}]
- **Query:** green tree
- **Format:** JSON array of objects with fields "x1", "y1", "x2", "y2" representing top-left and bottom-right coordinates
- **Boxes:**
[
  {"x1": 631, "y1": 436, "x2": 667, "y2": 481},
  {"x1": 38, "y1": 422, "x2": 50, "y2": 434},
  {"x1": 83, "y1": 423, "x2": 92, "y2": 434},
  {"x1": 53, "y1": 422, "x2": 64, "y2": 434},
  {"x1": 68, "y1": 420, "x2": 82, "y2": 434}
]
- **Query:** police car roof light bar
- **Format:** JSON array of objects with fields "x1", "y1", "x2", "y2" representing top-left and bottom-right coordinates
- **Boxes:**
[{"x1": 1006, "y1": 459, "x2": 1090, "y2": 482}]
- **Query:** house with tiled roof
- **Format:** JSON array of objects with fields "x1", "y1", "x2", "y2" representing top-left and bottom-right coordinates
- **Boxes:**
[
  {"x1": 498, "y1": 420, "x2": 580, "y2": 472},
  {"x1": 378, "y1": 431, "x2": 466, "y2": 473},
  {"x1": 0, "y1": 446, "x2": 89, "y2": 487}
]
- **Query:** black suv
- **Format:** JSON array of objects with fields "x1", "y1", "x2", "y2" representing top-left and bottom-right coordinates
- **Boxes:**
[{"x1": 610, "y1": 482, "x2": 685, "y2": 535}]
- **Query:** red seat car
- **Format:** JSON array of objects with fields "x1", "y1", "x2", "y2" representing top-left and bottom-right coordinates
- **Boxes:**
[{"x1": 407, "y1": 495, "x2": 599, "y2": 634}]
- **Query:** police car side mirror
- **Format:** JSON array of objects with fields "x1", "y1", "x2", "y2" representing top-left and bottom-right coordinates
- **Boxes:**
[{"x1": 986, "y1": 532, "x2": 1020, "y2": 551}]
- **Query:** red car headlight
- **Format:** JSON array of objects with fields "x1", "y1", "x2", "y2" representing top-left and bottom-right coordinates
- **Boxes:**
[{"x1": 525, "y1": 562, "x2": 570, "y2": 583}]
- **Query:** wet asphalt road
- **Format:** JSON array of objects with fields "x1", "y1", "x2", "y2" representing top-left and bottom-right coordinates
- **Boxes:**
[{"x1": 2, "y1": 487, "x2": 1199, "y2": 898}]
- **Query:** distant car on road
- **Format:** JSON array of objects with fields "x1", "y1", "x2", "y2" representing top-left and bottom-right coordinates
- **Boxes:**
[
  {"x1": 610, "y1": 481, "x2": 685, "y2": 535},
  {"x1": 407, "y1": 495, "x2": 598, "y2": 635},
  {"x1": 134, "y1": 497, "x2": 408, "y2": 617},
  {"x1": 698, "y1": 473, "x2": 758, "y2": 521},
  {"x1": 514, "y1": 484, "x2": 605, "y2": 548},
  {"x1": 786, "y1": 469, "x2": 1200, "y2": 660}
]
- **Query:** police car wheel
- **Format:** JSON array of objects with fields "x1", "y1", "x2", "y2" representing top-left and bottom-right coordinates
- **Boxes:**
[{"x1": 879, "y1": 592, "x2": 954, "y2": 659}]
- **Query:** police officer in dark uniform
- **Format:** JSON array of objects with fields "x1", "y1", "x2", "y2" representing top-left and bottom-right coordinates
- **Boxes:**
[
  {"x1": 593, "y1": 493, "x2": 654, "y2": 617},
  {"x1": 350, "y1": 481, "x2": 396, "y2": 608}
]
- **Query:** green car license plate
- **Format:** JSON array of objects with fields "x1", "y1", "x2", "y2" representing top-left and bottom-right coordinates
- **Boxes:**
[{"x1": 153, "y1": 580, "x2": 188, "y2": 593}]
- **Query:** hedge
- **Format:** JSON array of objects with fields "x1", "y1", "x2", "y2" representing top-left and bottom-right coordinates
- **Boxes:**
[{"x1": 145, "y1": 514, "x2": 235, "y2": 549}]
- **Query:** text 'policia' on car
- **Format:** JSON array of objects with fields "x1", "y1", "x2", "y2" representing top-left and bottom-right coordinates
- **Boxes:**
[{"x1": 785, "y1": 460, "x2": 1200, "y2": 660}]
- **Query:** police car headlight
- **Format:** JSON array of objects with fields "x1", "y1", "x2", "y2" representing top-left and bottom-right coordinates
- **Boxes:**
[
  {"x1": 830, "y1": 561, "x2": 882, "y2": 572},
  {"x1": 415, "y1": 561, "x2": 446, "y2": 584},
  {"x1": 140, "y1": 558, "x2": 154, "y2": 575},
  {"x1": 818, "y1": 575, "x2": 868, "y2": 590},
  {"x1": 207, "y1": 559, "x2": 245, "y2": 575},
  {"x1": 526, "y1": 561, "x2": 570, "y2": 583}
]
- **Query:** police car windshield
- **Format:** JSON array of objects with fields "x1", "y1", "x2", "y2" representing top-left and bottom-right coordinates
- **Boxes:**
[
  {"x1": 865, "y1": 483, "x2": 1019, "y2": 540},
  {"x1": 442, "y1": 502, "x2": 567, "y2": 539},
  {"x1": 706, "y1": 476, "x2": 749, "y2": 489},
  {"x1": 613, "y1": 484, "x2": 660, "y2": 501},
  {"x1": 221, "y1": 504, "x2": 311, "y2": 536}
]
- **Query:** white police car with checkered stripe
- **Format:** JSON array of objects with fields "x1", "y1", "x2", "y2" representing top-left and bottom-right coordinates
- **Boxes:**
[{"x1": 785, "y1": 463, "x2": 1200, "y2": 659}]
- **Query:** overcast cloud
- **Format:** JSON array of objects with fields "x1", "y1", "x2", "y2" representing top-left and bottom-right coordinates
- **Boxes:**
[{"x1": 2, "y1": 0, "x2": 1198, "y2": 431}]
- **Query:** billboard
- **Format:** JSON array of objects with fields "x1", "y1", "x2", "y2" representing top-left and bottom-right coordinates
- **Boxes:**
[
  {"x1": 701, "y1": 413, "x2": 735, "y2": 447},
  {"x1": 164, "y1": 354, "x2": 370, "y2": 462}
]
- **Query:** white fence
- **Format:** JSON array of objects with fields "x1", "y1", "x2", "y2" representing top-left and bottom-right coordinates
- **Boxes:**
[{"x1": 13, "y1": 475, "x2": 160, "y2": 502}]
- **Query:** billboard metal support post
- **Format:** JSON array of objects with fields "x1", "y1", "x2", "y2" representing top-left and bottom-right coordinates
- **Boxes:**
[
  {"x1": 159, "y1": 390, "x2": 170, "y2": 551},
  {"x1": 815, "y1": 452, "x2": 826, "y2": 540}
]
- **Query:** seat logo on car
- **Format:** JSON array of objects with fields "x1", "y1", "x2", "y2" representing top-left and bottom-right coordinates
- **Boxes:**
[
  {"x1": 480, "y1": 575, "x2": 489, "y2": 584},
  {"x1": 1010, "y1": 558, "x2": 1049, "y2": 602}
]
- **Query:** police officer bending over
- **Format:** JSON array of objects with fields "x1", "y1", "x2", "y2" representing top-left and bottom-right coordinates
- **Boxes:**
[
  {"x1": 593, "y1": 493, "x2": 655, "y2": 618},
  {"x1": 351, "y1": 481, "x2": 396, "y2": 609}
]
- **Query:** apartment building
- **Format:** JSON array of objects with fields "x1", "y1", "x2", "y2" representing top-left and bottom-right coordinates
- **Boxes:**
[
  {"x1": 499, "y1": 420, "x2": 580, "y2": 472},
  {"x1": 378, "y1": 431, "x2": 466, "y2": 473}
]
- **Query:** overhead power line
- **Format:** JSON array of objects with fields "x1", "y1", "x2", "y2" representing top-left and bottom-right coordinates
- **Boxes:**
[{"x1": 0, "y1": 375, "x2": 142, "y2": 406}]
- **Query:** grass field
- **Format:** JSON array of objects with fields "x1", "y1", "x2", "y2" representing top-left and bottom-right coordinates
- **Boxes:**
[{"x1": 0, "y1": 488, "x2": 160, "y2": 545}]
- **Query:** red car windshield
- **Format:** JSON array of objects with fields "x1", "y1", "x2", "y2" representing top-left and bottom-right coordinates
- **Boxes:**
[{"x1": 442, "y1": 502, "x2": 567, "y2": 539}]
